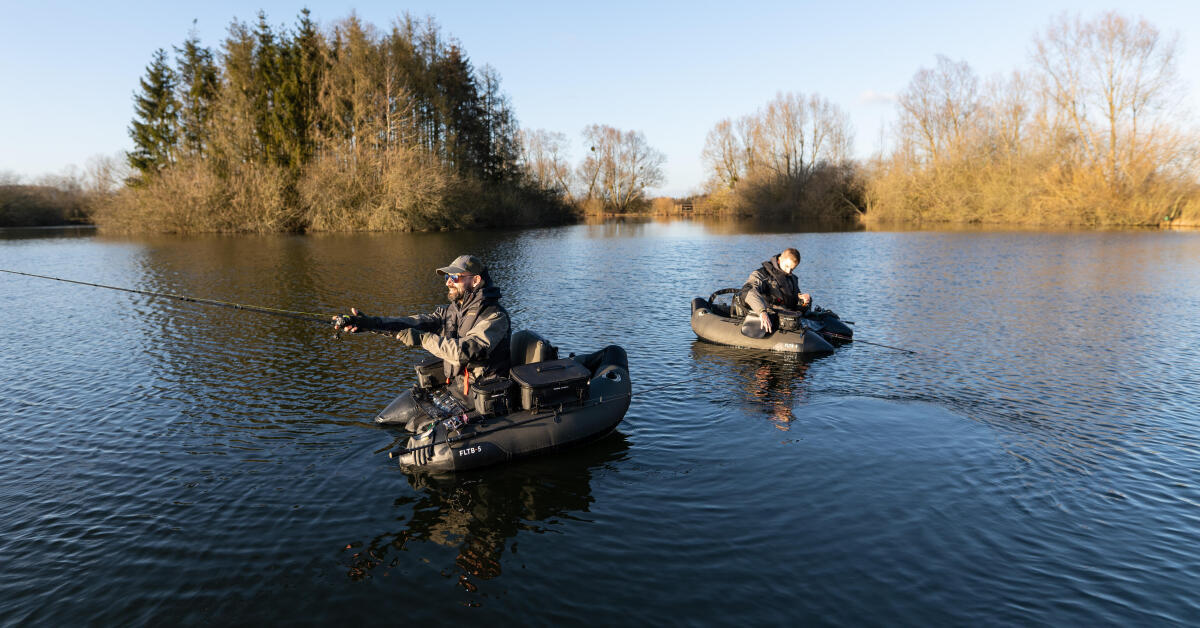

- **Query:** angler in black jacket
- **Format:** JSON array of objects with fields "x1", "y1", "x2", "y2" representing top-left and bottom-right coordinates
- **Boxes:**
[
  {"x1": 335, "y1": 254, "x2": 512, "y2": 386},
  {"x1": 739, "y1": 248, "x2": 812, "y2": 334}
]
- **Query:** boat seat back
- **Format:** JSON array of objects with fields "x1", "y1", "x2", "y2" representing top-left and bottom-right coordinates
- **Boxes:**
[{"x1": 510, "y1": 329, "x2": 558, "y2": 367}]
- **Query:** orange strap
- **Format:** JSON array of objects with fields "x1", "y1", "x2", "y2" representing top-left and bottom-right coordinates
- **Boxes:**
[{"x1": 462, "y1": 368, "x2": 471, "y2": 396}]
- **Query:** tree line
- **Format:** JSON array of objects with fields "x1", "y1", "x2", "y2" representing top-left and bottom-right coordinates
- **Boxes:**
[
  {"x1": 518, "y1": 125, "x2": 666, "y2": 214},
  {"x1": 0, "y1": 161, "x2": 120, "y2": 228},
  {"x1": 11, "y1": 9, "x2": 1197, "y2": 230},
  {"x1": 93, "y1": 10, "x2": 571, "y2": 233},
  {"x1": 672, "y1": 10, "x2": 1198, "y2": 227},
  {"x1": 868, "y1": 11, "x2": 1198, "y2": 226},
  {"x1": 11, "y1": 10, "x2": 673, "y2": 230}
]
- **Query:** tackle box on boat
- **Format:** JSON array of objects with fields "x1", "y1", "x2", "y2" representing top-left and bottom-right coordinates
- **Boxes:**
[
  {"x1": 470, "y1": 377, "x2": 512, "y2": 416},
  {"x1": 510, "y1": 358, "x2": 590, "y2": 411},
  {"x1": 414, "y1": 355, "x2": 444, "y2": 388}
]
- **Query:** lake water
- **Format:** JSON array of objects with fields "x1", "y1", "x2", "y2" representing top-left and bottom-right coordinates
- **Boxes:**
[{"x1": 1, "y1": 221, "x2": 1198, "y2": 625}]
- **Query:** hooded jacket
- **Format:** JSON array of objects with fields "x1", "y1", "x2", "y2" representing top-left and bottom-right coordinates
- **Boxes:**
[
  {"x1": 740, "y1": 255, "x2": 801, "y2": 314},
  {"x1": 369, "y1": 281, "x2": 511, "y2": 382}
]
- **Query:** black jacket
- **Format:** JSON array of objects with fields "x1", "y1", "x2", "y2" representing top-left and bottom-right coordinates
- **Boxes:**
[
  {"x1": 740, "y1": 256, "x2": 801, "y2": 313},
  {"x1": 370, "y1": 284, "x2": 512, "y2": 382}
]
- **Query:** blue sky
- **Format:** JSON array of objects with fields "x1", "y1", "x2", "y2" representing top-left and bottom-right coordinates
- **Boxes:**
[{"x1": 1, "y1": 1, "x2": 1197, "y2": 196}]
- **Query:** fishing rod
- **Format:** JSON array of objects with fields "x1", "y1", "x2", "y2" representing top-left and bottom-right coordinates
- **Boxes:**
[
  {"x1": 743, "y1": 307, "x2": 915, "y2": 355},
  {"x1": 820, "y1": 331, "x2": 916, "y2": 355},
  {"x1": 0, "y1": 268, "x2": 393, "y2": 335}
]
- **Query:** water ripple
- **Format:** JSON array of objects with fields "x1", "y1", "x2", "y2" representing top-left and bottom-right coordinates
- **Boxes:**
[{"x1": 2, "y1": 226, "x2": 1199, "y2": 624}]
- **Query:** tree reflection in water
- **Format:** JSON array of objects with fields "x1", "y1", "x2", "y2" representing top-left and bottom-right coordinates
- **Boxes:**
[
  {"x1": 342, "y1": 433, "x2": 630, "y2": 587},
  {"x1": 689, "y1": 341, "x2": 817, "y2": 431}
]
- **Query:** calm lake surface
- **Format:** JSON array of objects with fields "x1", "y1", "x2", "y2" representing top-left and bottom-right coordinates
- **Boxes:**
[{"x1": 2, "y1": 221, "x2": 1198, "y2": 625}]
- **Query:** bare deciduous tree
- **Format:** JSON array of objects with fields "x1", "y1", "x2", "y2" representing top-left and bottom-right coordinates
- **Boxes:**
[
  {"x1": 518, "y1": 128, "x2": 573, "y2": 199},
  {"x1": 978, "y1": 71, "x2": 1031, "y2": 164},
  {"x1": 701, "y1": 118, "x2": 742, "y2": 190},
  {"x1": 578, "y1": 124, "x2": 665, "y2": 213},
  {"x1": 896, "y1": 55, "x2": 979, "y2": 164},
  {"x1": 702, "y1": 92, "x2": 853, "y2": 189},
  {"x1": 1033, "y1": 11, "x2": 1184, "y2": 189}
]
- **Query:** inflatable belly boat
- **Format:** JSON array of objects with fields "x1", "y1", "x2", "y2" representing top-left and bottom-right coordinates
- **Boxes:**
[
  {"x1": 690, "y1": 289, "x2": 853, "y2": 353},
  {"x1": 376, "y1": 330, "x2": 631, "y2": 472}
]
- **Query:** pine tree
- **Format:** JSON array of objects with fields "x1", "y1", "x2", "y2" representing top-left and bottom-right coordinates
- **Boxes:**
[
  {"x1": 283, "y1": 8, "x2": 324, "y2": 167},
  {"x1": 435, "y1": 44, "x2": 484, "y2": 175},
  {"x1": 253, "y1": 12, "x2": 286, "y2": 167},
  {"x1": 217, "y1": 19, "x2": 260, "y2": 164},
  {"x1": 385, "y1": 16, "x2": 425, "y2": 150},
  {"x1": 478, "y1": 65, "x2": 520, "y2": 182},
  {"x1": 128, "y1": 48, "x2": 180, "y2": 177},
  {"x1": 175, "y1": 26, "x2": 219, "y2": 158},
  {"x1": 416, "y1": 19, "x2": 444, "y2": 156}
]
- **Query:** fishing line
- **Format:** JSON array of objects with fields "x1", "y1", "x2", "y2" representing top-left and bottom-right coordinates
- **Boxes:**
[
  {"x1": 0, "y1": 268, "x2": 392, "y2": 335},
  {"x1": 628, "y1": 375, "x2": 707, "y2": 397},
  {"x1": 2, "y1": 268, "x2": 330, "y2": 321},
  {"x1": 819, "y1": 331, "x2": 917, "y2": 354}
]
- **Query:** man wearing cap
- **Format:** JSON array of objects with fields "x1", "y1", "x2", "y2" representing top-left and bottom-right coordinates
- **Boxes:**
[
  {"x1": 738, "y1": 247, "x2": 812, "y2": 334},
  {"x1": 335, "y1": 254, "x2": 511, "y2": 386}
]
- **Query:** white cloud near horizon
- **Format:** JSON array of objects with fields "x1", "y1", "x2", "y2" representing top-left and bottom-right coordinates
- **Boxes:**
[{"x1": 859, "y1": 90, "x2": 897, "y2": 106}]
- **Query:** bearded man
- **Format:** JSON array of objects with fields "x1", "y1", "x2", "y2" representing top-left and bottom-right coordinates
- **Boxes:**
[{"x1": 335, "y1": 254, "x2": 511, "y2": 386}]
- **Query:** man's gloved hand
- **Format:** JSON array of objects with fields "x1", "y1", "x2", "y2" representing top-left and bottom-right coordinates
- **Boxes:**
[
  {"x1": 333, "y1": 307, "x2": 372, "y2": 332},
  {"x1": 396, "y1": 328, "x2": 426, "y2": 346}
]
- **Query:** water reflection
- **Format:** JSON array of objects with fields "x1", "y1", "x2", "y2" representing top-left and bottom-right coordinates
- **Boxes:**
[
  {"x1": 577, "y1": 214, "x2": 862, "y2": 237},
  {"x1": 343, "y1": 433, "x2": 630, "y2": 587},
  {"x1": 580, "y1": 216, "x2": 652, "y2": 238},
  {"x1": 690, "y1": 341, "x2": 815, "y2": 431},
  {"x1": 694, "y1": 215, "x2": 861, "y2": 235},
  {"x1": 0, "y1": 225, "x2": 96, "y2": 240}
]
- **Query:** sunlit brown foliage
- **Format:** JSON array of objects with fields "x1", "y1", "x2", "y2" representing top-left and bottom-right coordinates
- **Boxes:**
[
  {"x1": 100, "y1": 11, "x2": 569, "y2": 234},
  {"x1": 92, "y1": 158, "x2": 299, "y2": 233},
  {"x1": 867, "y1": 11, "x2": 1199, "y2": 227}
]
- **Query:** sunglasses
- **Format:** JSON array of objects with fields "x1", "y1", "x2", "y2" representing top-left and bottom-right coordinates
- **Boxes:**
[{"x1": 446, "y1": 273, "x2": 472, "y2": 282}]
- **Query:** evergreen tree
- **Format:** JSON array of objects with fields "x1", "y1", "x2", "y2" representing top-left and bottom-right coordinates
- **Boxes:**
[
  {"x1": 175, "y1": 26, "x2": 219, "y2": 158},
  {"x1": 128, "y1": 48, "x2": 180, "y2": 177},
  {"x1": 284, "y1": 8, "x2": 324, "y2": 166},
  {"x1": 253, "y1": 12, "x2": 287, "y2": 167},
  {"x1": 416, "y1": 19, "x2": 444, "y2": 155},
  {"x1": 215, "y1": 19, "x2": 260, "y2": 165},
  {"x1": 435, "y1": 44, "x2": 484, "y2": 175},
  {"x1": 478, "y1": 65, "x2": 520, "y2": 182},
  {"x1": 386, "y1": 16, "x2": 426, "y2": 149}
]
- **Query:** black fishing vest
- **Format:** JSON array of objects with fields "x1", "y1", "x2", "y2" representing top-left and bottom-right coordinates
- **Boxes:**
[
  {"x1": 441, "y1": 290, "x2": 511, "y2": 381},
  {"x1": 742, "y1": 257, "x2": 800, "y2": 310}
]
